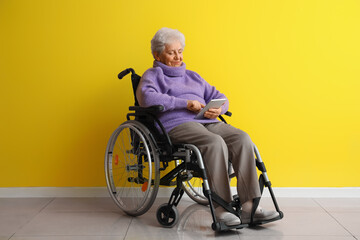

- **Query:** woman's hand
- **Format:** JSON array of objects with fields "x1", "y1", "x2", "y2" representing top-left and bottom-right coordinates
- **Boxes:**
[
  {"x1": 204, "y1": 107, "x2": 222, "y2": 119},
  {"x1": 187, "y1": 100, "x2": 205, "y2": 113}
]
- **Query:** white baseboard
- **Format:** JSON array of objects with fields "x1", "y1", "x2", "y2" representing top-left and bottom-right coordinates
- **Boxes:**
[{"x1": 0, "y1": 187, "x2": 359, "y2": 198}]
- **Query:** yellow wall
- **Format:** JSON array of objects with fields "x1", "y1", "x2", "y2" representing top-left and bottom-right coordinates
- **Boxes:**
[{"x1": 1, "y1": 0, "x2": 359, "y2": 187}]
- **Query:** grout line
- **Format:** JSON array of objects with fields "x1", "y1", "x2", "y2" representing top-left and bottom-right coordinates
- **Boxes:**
[
  {"x1": 313, "y1": 198, "x2": 357, "y2": 239},
  {"x1": 38, "y1": 198, "x2": 56, "y2": 212},
  {"x1": 12, "y1": 198, "x2": 55, "y2": 237},
  {"x1": 8, "y1": 233, "x2": 15, "y2": 240},
  {"x1": 123, "y1": 217, "x2": 134, "y2": 240}
]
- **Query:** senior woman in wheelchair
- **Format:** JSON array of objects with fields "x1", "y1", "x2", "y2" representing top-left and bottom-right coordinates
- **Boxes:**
[{"x1": 136, "y1": 27, "x2": 279, "y2": 226}]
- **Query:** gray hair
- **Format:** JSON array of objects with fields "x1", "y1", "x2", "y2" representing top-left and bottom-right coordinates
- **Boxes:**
[{"x1": 151, "y1": 27, "x2": 185, "y2": 58}]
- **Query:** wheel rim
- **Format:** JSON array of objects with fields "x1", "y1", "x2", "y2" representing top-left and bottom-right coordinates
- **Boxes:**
[
  {"x1": 105, "y1": 121, "x2": 159, "y2": 215},
  {"x1": 175, "y1": 160, "x2": 208, "y2": 205},
  {"x1": 183, "y1": 177, "x2": 208, "y2": 205}
]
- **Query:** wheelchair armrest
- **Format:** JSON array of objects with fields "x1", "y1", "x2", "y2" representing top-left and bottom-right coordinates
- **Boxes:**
[
  {"x1": 218, "y1": 111, "x2": 232, "y2": 124},
  {"x1": 224, "y1": 111, "x2": 232, "y2": 117},
  {"x1": 127, "y1": 104, "x2": 173, "y2": 156},
  {"x1": 129, "y1": 105, "x2": 164, "y2": 113}
]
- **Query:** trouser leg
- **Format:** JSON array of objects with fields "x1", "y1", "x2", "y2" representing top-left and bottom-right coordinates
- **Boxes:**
[
  {"x1": 168, "y1": 122, "x2": 233, "y2": 203},
  {"x1": 205, "y1": 122, "x2": 261, "y2": 204}
]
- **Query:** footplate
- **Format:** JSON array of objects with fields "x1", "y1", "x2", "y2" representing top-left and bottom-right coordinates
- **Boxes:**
[{"x1": 249, "y1": 211, "x2": 284, "y2": 227}]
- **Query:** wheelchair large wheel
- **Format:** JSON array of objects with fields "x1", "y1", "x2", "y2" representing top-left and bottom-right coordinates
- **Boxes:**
[
  {"x1": 105, "y1": 120, "x2": 160, "y2": 216},
  {"x1": 175, "y1": 160, "x2": 209, "y2": 206}
]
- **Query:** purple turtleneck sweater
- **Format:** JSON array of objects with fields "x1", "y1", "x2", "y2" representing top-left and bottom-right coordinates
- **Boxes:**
[{"x1": 136, "y1": 61, "x2": 229, "y2": 132}]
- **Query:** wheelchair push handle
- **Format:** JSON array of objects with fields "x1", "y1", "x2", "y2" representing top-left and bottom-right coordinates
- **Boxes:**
[{"x1": 118, "y1": 68, "x2": 135, "y2": 79}]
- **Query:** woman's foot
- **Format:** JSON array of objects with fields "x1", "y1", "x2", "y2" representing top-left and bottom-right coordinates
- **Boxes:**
[
  {"x1": 215, "y1": 208, "x2": 241, "y2": 226},
  {"x1": 241, "y1": 201, "x2": 279, "y2": 224}
]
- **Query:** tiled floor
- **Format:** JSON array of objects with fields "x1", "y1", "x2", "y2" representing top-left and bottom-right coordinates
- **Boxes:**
[{"x1": 0, "y1": 196, "x2": 359, "y2": 240}]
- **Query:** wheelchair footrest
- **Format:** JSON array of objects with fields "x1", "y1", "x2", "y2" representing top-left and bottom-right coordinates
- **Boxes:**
[
  {"x1": 212, "y1": 222, "x2": 249, "y2": 231},
  {"x1": 249, "y1": 211, "x2": 284, "y2": 227},
  {"x1": 212, "y1": 211, "x2": 283, "y2": 232}
]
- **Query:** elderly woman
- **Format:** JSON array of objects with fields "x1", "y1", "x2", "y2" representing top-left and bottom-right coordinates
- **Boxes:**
[{"x1": 137, "y1": 27, "x2": 279, "y2": 226}]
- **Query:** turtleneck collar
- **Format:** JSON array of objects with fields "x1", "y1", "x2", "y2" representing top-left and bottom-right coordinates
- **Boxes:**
[{"x1": 153, "y1": 61, "x2": 186, "y2": 77}]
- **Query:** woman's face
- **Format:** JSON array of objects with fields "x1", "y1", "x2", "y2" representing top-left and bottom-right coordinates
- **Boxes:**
[{"x1": 155, "y1": 40, "x2": 183, "y2": 67}]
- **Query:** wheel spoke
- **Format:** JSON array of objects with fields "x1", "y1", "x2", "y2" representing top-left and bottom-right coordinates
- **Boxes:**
[{"x1": 175, "y1": 159, "x2": 208, "y2": 205}]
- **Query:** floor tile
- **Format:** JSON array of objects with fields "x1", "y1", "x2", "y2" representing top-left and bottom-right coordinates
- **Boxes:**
[
  {"x1": 258, "y1": 197, "x2": 326, "y2": 213},
  {"x1": 10, "y1": 237, "x2": 125, "y2": 240},
  {"x1": 14, "y1": 212, "x2": 131, "y2": 237},
  {"x1": 124, "y1": 197, "x2": 352, "y2": 238},
  {"x1": 0, "y1": 214, "x2": 34, "y2": 236},
  {"x1": 235, "y1": 237, "x2": 356, "y2": 240},
  {"x1": 330, "y1": 212, "x2": 360, "y2": 236},
  {"x1": 2, "y1": 197, "x2": 359, "y2": 239},
  {"x1": 315, "y1": 198, "x2": 360, "y2": 212},
  {"x1": 0, "y1": 198, "x2": 53, "y2": 237},
  {"x1": 42, "y1": 197, "x2": 120, "y2": 212},
  {"x1": 126, "y1": 203, "x2": 241, "y2": 240},
  {"x1": 0, "y1": 198, "x2": 52, "y2": 215},
  {"x1": 238, "y1": 211, "x2": 350, "y2": 237},
  {"x1": 0, "y1": 237, "x2": 10, "y2": 240}
]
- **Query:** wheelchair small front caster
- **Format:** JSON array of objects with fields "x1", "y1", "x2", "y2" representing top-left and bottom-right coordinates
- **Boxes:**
[{"x1": 156, "y1": 203, "x2": 179, "y2": 228}]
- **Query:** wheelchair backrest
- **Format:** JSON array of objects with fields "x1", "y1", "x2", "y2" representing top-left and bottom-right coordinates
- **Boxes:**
[
  {"x1": 130, "y1": 72, "x2": 141, "y2": 106},
  {"x1": 119, "y1": 68, "x2": 174, "y2": 154}
]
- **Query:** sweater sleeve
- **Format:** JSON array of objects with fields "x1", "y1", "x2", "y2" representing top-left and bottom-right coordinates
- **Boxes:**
[
  {"x1": 136, "y1": 69, "x2": 188, "y2": 112},
  {"x1": 201, "y1": 75, "x2": 230, "y2": 115}
]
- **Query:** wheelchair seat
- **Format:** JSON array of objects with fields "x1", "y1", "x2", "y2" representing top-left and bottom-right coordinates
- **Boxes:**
[{"x1": 104, "y1": 68, "x2": 283, "y2": 231}]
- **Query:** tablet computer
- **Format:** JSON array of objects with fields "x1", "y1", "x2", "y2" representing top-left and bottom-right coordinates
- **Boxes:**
[{"x1": 194, "y1": 98, "x2": 227, "y2": 119}]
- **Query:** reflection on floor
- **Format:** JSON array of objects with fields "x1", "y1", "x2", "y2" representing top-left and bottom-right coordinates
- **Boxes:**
[{"x1": 1, "y1": 196, "x2": 360, "y2": 240}]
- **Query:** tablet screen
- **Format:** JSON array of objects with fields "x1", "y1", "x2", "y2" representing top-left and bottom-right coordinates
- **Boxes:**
[{"x1": 194, "y1": 98, "x2": 226, "y2": 119}]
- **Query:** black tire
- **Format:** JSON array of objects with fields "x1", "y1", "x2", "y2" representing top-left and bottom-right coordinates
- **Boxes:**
[{"x1": 156, "y1": 203, "x2": 179, "y2": 228}]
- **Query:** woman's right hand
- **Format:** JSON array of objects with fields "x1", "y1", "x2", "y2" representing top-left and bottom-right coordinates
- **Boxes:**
[{"x1": 187, "y1": 100, "x2": 205, "y2": 113}]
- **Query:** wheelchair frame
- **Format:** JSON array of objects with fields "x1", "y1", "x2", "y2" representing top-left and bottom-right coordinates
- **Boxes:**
[{"x1": 104, "y1": 68, "x2": 283, "y2": 231}]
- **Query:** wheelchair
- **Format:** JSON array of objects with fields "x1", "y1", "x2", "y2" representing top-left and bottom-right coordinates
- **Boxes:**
[{"x1": 104, "y1": 68, "x2": 283, "y2": 231}]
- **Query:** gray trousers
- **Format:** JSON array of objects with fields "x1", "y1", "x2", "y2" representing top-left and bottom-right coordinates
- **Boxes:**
[{"x1": 168, "y1": 121, "x2": 261, "y2": 204}]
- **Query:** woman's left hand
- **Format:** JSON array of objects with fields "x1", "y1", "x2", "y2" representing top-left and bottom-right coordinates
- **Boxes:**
[{"x1": 204, "y1": 107, "x2": 222, "y2": 119}]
